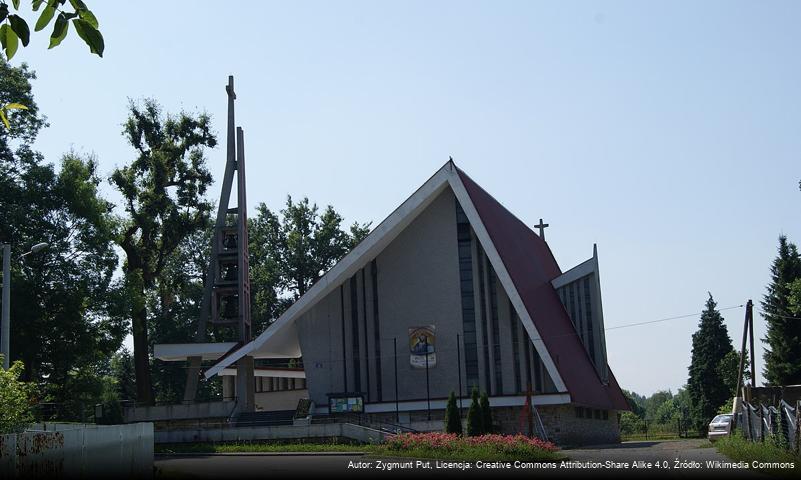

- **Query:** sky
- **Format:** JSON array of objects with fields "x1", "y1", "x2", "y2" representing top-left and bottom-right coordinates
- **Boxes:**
[{"x1": 10, "y1": 1, "x2": 801, "y2": 396}]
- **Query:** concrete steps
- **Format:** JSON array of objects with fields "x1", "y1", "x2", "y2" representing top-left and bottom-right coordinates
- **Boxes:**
[{"x1": 233, "y1": 410, "x2": 296, "y2": 427}]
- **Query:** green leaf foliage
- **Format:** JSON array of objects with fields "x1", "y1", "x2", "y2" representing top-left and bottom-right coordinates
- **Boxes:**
[
  {"x1": 34, "y1": 4, "x2": 56, "y2": 32},
  {"x1": 77, "y1": 7, "x2": 97, "y2": 29},
  {"x1": 72, "y1": 17, "x2": 103, "y2": 56},
  {"x1": 248, "y1": 197, "x2": 371, "y2": 332},
  {"x1": 8, "y1": 14, "x2": 29, "y2": 47},
  {"x1": 48, "y1": 12, "x2": 68, "y2": 49},
  {"x1": 0, "y1": 60, "x2": 124, "y2": 422},
  {"x1": 0, "y1": 0, "x2": 101, "y2": 60},
  {"x1": 0, "y1": 357, "x2": 35, "y2": 434},
  {"x1": 110, "y1": 99, "x2": 217, "y2": 405},
  {"x1": 4, "y1": 22, "x2": 18, "y2": 60}
]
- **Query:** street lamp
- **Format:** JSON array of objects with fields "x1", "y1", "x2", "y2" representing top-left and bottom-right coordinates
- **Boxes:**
[{"x1": 1, "y1": 242, "x2": 49, "y2": 369}]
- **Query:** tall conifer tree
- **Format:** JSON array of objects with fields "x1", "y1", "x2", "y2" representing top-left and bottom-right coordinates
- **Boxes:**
[
  {"x1": 761, "y1": 235, "x2": 801, "y2": 386},
  {"x1": 687, "y1": 293, "x2": 734, "y2": 432},
  {"x1": 445, "y1": 391, "x2": 462, "y2": 435},
  {"x1": 466, "y1": 387, "x2": 483, "y2": 436}
]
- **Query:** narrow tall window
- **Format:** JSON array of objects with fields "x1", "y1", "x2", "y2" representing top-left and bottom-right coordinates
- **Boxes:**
[
  {"x1": 489, "y1": 269, "x2": 503, "y2": 394},
  {"x1": 584, "y1": 276, "x2": 596, "y2": 361},
  {"x1": 510, "y1": 300, "x2": 522, "y2": 393},
  {"x1": 371, "y1": 260, "x2": 382, "y2": 400},
  {"x1": 523, "y1": 334, "x2": 532, "y2": 393},
  {"x1": 340, "y1": 285, "x2": 347, "y2": 391},
  {"x1": 477, "y1": 246, "x2": 491, "y2": 393},
  {"x1": 456, "y1": 202, "x2": 480, "y2": 389},
  {"x1": 362, "y1": 269, "x2": 370, "y2": 401},
  {"x1": 350, "y1": 275, "x2": 361, "y2": 393}
]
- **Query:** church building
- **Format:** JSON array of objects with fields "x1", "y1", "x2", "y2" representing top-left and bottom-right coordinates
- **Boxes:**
[{"x1": 203, "y1": 161, "x2": 629, "y2": 445}]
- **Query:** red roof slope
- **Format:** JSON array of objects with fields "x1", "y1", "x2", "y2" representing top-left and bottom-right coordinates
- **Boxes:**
[{"x1": 457, "y1": 167, "x2": 629, "y2": 411}]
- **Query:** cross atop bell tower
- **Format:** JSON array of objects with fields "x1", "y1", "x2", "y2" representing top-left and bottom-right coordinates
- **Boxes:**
[
  {"x1": 182, "y1": 76, "x2": 254, "y2": 412},
  {"x1": 534, "y1": 218, "x2": 549, "y2": 241}
]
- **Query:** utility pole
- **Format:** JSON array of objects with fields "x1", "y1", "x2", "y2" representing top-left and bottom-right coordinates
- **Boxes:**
[
  {"x1": 736, "y1": 300, "x2": 752, "y2": 399},
  {"x1": 1, "y1": 242, "x2": 48, "y2": 370},
  {"x1": 748, "y1": 301, "x2": 755, "y2": 389}
]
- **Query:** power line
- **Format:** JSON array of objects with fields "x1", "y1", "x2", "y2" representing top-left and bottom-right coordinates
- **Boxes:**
[
  {"x1": 757, "y1": 309, "x2": 801, "y2": 321},
  {"x1": 605, "y1": 304, "x2": 745, "y2": 331}
]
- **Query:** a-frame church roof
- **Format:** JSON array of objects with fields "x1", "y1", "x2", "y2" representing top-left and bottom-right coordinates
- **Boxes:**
[
  {"x1": 457, "y1": 166, "x2": 629, "y2": 411},
  {"x1": 205, "y1": 161, "x2": 629, "y2": 411}
]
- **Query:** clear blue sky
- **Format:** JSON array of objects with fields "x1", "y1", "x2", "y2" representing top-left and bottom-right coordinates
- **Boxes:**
[{"x1": 12, "y1": 1, "x2": 801, "y2": 396}]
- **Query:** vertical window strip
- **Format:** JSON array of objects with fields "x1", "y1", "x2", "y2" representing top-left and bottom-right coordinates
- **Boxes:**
[
  {"x1": 533, "y1": 345, "x2": 543, "y2": 392},
  {"x1": 350, "y1": 275, "x2": 361, "y2": 393},
  {"x1": 568, "y1": 282, "x2": 577, "y2": 330},
  {"x1": 584, "y1": 276, "x2": 596, "y2": 361},
  {"x1": 523, "y1": 333, "x2": 533, "y2": 393},
  {"x1": 362, "y1": 268, "x2": 370, "y2": 401},
  {"x1": 477, "y1": 245, "x2": 491, "y2": 393},
  {"x1": 576, "y1": 279, "x2": 585, "y2": 345},
  {"x1": 489, "y1": 268, "x2": 503, "y2": 394},
  {"x1": 456, "y1": 202, "x2": 480, "y2": 389},
  {"x1": 340, "y1": 285, "x2": 348, "y2": 391},
  {"x1": 509, "y1": 300, "x2": 522, "y2": 393},
  {"x1": 371, "y1": 260, "x2": 382, "y2": 400}
]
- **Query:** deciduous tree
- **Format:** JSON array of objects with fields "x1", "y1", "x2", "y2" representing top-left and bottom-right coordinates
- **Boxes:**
[
  {"x1": 111, "y1": 99, "x2": 216, "y2": 405},
  {"x1": 249, "y1": 197, "x2": 370, "y2": 332}
]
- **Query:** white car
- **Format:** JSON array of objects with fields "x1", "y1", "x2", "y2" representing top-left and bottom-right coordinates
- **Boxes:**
[{"x1": 708, "y1": 414, "x2": 733, "y2": 441}]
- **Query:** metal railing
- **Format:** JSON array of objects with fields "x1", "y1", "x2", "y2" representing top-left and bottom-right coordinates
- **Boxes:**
[{"x1": 311, "y1": 413, "x2": 418, "y2": 434}]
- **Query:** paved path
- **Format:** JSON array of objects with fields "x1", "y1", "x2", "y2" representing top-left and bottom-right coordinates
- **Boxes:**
[
  {"x1": 154, "y1": 440, "x2": 766, "y2": 478},
  {"x1": 567, "y1": 438, "x2": 727, "y2": 463}
]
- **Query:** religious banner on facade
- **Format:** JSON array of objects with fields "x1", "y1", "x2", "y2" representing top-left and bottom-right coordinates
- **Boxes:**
[{"x1": 409, "y1": 325, "x2": 436, "y2": 368}]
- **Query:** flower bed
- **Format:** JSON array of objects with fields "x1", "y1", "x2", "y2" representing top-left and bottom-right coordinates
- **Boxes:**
[{"x1": 370, "y1": 433, "x2": 562, "y2": 462}]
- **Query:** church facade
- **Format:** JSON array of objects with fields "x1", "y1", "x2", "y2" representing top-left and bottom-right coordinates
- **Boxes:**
[{"x1": 205, "y1": 161, "x2": 629, "y2": 445}]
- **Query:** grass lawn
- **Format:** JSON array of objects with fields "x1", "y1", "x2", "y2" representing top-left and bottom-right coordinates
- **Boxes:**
[{"x1": 714, "y1": 435, "x2": 800, "y2": 477}]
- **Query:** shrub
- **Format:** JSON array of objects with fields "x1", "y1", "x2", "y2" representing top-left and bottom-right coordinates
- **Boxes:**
[
  {"x1": 445, "y1": 391, "x2": 462, "y2": 435},
  {"x1": 466, "y1": 387, "x2": 483, "y2": 436},
  {"x1": 0, "y1": 357, "x2": 35, "y2": 433},
  {"x1": 480, "y1": 391, "x2": 493, "y2": 433},
  {"x1": 715, "y1": 434, "x2": 800, "y2": 471},
  {"x1": 377, "y1": 432, "x2": 560, "y2": 462}
]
